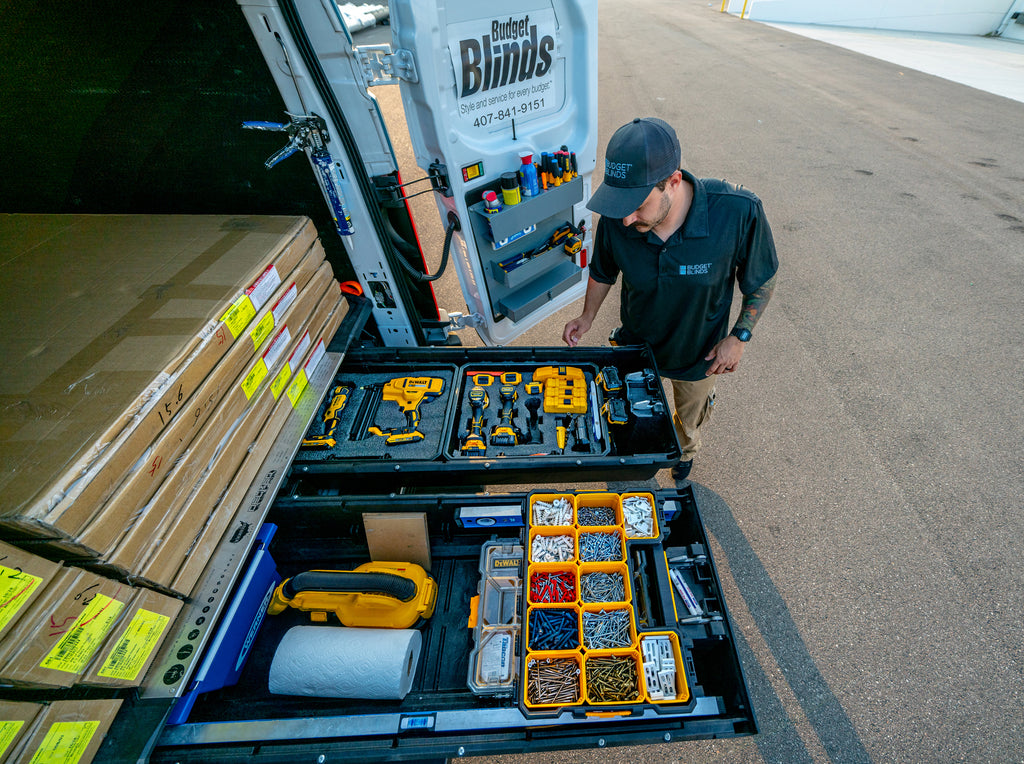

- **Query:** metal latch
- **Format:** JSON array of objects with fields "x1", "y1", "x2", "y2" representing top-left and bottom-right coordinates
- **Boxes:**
[
  {"x1": 443, "y1": 311, "x2": 484, "y2": 330},
  {"x1": 354, "y1": 44, "x2": 418, "y2": 86}
]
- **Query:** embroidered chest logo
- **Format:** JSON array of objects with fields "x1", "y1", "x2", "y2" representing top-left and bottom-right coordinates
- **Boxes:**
[{"x1": 679, "y1": 263, "x2": 711, "y2": 276}]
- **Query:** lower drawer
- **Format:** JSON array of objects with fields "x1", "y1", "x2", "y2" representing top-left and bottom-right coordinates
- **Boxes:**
[{"x1": 147, "y1": 486, "x2": 755, "y2": 763}]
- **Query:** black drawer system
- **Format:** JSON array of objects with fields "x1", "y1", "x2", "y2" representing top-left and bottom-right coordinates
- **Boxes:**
[
  {"x1": 287, "y1": 345, "x2": 680, "y2": 488},
  {"x1": 100, "y1": 337, "x2": 753, "y2": 762}
]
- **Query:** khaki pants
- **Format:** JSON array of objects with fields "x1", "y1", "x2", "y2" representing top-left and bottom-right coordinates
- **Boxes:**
[{"x1": 668, "y1": 376, "x2": 716, "y2": 461}]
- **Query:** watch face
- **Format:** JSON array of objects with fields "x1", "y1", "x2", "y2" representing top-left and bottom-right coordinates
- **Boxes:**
[{"x1": 733, "y1": 328, "x2": 751, "y2": 342}]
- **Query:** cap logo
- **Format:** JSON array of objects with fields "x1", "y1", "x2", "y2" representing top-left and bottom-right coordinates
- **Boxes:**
[{"x1": 605, "y1": 160, "x2": 633, "y2": 180}]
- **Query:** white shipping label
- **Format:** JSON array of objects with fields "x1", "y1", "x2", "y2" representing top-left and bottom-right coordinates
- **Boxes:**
[
  {"x1": 447, "y1": 9, "x2": 562, "y2": 133},
  {"x1": 262, "y1": 326, "x2": 291, "y2": 370},
  {"x1": 304, "y1": 338, "x2": 326, "y2": 374},
  {"x1": 482, "y1": 632, "x2": 513, "y2": 682},
  {"x1": 247, "y1": 264, "x2": 282, "y2": 311},
  {"x1": 288, "y1": 331, "x2": 312, "y2": 372},
  {"x1": 271, "y1": 283, "x2": 298, "y2": 324}
]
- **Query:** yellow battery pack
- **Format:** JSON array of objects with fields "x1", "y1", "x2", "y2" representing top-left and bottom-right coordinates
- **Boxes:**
[{"x1": 534, "y1": 366, "x2": 588, "y2": 414}]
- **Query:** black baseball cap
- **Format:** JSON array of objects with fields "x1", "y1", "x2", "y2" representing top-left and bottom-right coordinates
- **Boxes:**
[{"x1": 587, "y1": 117, "x2": 681, "y2": 218}]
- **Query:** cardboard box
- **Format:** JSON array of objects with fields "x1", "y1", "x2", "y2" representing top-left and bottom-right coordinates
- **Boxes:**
[
  {"x1": 0, "y1": 541, "x2": 61, "y2": 640},
  {"x1": 41, "y1": 240, "x2": 327, "y2": 546},
  {"x1": 79, "y1": 587, "x2": 182, "y2": 688},
  {"x1": 169, "y1": 298, "x2": 346, "y2": 595},
  {"x1": 141, "y1": 288, "x2": 344, "y2": 591},
  {"x1": 87, "y1": 264, "x2": 335, "y2": 569},
  {"x1": 0, "y1": 700, "x2": 44, "y2": 763},
  {"x1": 69, "y1": 261, "x2": 335, "y2": 561},
  {"x1": 9, "y1": 699, "x2": 122, "y2": 764},
  {"x1": 1, "y1": 214, "x2": 318, "y2": 540},
  {"x1": 0, "y1": 568, "x2": 130, "y2": 688}
]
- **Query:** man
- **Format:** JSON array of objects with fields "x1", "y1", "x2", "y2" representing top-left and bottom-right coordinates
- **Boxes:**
[{"x1": 563, "y1": 117, "x2": 777, "y2": 481}]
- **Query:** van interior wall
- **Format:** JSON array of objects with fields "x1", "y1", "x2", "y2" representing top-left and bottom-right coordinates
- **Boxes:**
[{"x1": 0, "y1": 0, "x2": 354, "y2": 282}]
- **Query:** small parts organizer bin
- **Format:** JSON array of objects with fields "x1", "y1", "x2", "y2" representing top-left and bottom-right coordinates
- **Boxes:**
[
  {"x1": 522, "y1": 491, "x2": 691, "y2": 715},
  {"x1": 467, "y1": 540, "x2": 524, "y2": 697}
]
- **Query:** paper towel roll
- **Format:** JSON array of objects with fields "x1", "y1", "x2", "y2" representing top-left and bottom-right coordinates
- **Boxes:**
[{"x1": 269, "y1": 626, "x2": 422, "y2": 699}]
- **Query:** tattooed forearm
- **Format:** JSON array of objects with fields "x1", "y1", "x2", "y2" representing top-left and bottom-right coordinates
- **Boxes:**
[{"x1": 735, "y1": 274, "x2": 776, "y2": 332}]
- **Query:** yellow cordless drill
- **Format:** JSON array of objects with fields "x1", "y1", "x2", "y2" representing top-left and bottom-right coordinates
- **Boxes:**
[
  {"x1": 460, "y1": 385, "x2": 488, "y2": 453},
  {"x1": 489, "y1": 383, "x2": 522, "y2": 446}
]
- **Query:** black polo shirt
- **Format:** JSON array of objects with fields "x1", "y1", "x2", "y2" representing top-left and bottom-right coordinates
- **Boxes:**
[{"x1": 589, "y1": 170, "x2": 778, "y2": 380}]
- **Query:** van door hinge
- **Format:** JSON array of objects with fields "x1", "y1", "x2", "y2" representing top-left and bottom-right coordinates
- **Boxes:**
[{"x1": 354, "y1": 44, "x2": 418, "y2": 86}]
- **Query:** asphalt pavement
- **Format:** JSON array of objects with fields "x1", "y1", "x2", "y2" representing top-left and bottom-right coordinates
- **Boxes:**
[{"x1": 368, "y1": 1, "x2": 1024, "y2": 760}]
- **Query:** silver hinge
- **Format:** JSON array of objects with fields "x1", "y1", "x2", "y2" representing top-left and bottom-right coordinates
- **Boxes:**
[
  {"x1": 446, "y1": 311, "x2": 485, "y2": 330},
  {"x1": 354, "y1": 44, "x2": 418, "y2": 86}
]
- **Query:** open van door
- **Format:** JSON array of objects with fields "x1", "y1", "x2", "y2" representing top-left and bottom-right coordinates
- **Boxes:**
[{"x1": 236, "y1": 0, "x2": 597, "y2": 346}]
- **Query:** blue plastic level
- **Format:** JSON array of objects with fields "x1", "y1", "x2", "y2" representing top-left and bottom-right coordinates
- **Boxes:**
[
  {"x1": 456, "y1": 504, "x2": 524, "y2": 528},
  {"x1": 167, "y1": 523, "x2": 281, "y2": 725}
]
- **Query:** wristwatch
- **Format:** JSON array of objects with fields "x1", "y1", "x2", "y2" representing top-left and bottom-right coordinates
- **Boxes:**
[{"x1": 730, "y1": 327, "x2": 752, "y2": 342}]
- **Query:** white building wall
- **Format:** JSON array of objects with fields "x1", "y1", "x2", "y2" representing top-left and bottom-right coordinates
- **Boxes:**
[{"x1": 728, "y1": 0, "x2": 1017, "y2": 35}]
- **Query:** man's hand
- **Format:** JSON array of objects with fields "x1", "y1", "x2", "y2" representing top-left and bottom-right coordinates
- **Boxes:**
[
  {"x1": 563, "y1": 315, "x2": 592, "y2": 347},
  {"x1": 705, "y1": 335, "x2": 746, "y2": 374}
]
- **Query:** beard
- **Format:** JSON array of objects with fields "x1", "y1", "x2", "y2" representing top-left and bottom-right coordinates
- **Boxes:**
[{"x1": 627, "y1": 189, "x2": 671, "y2": 233}]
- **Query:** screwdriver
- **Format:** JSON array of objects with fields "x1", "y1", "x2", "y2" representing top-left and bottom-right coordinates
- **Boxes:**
[{"x1": 556, "y1": 417, "x2": 567, "y2": 454}]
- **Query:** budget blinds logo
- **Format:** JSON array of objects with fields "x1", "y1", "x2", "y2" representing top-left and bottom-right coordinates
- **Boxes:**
[
  {"x1": 680, "y1": 263, "x2": 712, "y2": 276},
  {"x1": 605, "y1": 161, "x2": 633, "y2": 181},
  {"x1": 457, "y1": 15, "x2": 554, "y2": 96},
  {"x1": 449, "y1": 10, "x2": 560, "y2": 131}
]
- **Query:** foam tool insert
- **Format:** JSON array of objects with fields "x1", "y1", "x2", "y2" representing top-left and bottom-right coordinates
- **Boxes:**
[
  {"x1": 446, "y1": 365, "x2": 610, "y2": 460},
  {"x1": 296, "y1": 367, "x2": 456, "y2": 461}
]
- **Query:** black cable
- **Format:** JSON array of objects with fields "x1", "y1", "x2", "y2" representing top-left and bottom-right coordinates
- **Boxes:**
[{"x1": 392, "y1": 212, "x2": 459, "y2": 283}]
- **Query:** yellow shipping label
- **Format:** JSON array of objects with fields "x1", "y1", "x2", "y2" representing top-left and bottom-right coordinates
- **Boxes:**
[
  {"x1": 0, "y1": 565, "x2": 43, "y2": 632},
  {"x1": 27, "y1": 720, "x2": 99, "y2": 764},
  {"x1": 241, "y1": 359, "x2": 269, "y2": 400},
  {"x1": 271, "y1": 365, "x2": 292, "y2": 400},
  {"x1": 0, "y1": 720, "x2": 25, "y2": 758},
  {"x1": 286, "y1": 369, "x2": 309, "y2": 407},
  {"x1": 97, "y1": 608, "x2": 171, "y2": 681},
  {"x1": 249, "y1": 312, "x2": 275, "y2": 351},
  {"x1": 220, "y1": 294, "x2": 257, "y2": 339},
  {"x1": 41, "y1": 594, "x2": 126, "y2": 674}
]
